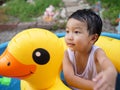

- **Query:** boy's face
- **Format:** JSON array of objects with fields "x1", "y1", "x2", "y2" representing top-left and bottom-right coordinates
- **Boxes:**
[{"x1": 65, "y1": 18, "x2": 95, "y2": 52}]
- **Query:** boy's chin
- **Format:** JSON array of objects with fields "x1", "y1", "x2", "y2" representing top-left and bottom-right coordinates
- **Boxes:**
[{"x1": 69, "y1": 47, "x2": 74, "y2": 51}]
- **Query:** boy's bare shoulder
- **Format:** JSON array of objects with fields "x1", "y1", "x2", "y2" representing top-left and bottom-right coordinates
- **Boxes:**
[{"x1": 95, "y1": 48, "x2": 106, "y2": 56}]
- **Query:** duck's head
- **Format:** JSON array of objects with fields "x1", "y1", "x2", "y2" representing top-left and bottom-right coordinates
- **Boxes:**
[{"x1": 0, "y1": 28, "x2": 64, "y2": 89}]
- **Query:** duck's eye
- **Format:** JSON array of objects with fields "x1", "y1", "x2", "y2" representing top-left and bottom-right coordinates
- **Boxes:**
[{"x1": 32, "y1": 48, "x2": 50, "y2": 65}]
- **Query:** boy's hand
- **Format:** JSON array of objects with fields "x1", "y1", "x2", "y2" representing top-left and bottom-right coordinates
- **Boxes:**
[{"x1": 93, "y1": 71, "x2": 115, "y2": 90}]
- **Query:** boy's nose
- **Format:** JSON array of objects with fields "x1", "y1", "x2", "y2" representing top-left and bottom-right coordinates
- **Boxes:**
[{"x1": 67, "y1": 33, "x2": 73, "y2": 40}]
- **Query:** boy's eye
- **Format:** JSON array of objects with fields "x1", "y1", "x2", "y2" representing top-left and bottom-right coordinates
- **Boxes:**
[
  {"x1": 65, "y1": 30, "x2": 69, "y2": 33},
  {"x1": 74, "y1": 31, "x2": 80, "y2": 34}
]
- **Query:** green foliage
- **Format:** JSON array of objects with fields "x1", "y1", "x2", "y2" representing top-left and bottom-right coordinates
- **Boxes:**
[
  {"x1": 103, "y1": 6, "x2": 119, "y2": 25},
  {"x1": 3, "y1": 0, "x2": 63, "y2": 21},
  {"x1": 0, "y1": 8, "x2": 8, "y2": 23},
  {"x1": 86, "y1": 0, "x2": 120, "y2": 25}
]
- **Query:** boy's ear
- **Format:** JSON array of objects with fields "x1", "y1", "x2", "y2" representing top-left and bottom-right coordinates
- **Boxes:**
[{"x1": 91, "y1": 34, "x2": 99, "y2": 43}]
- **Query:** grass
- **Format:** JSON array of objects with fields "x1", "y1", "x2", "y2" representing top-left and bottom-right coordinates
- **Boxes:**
[
  {"x1": 86, "y1": 0, "x2": 120, "y2": 25},
  {"x1": 0, "y1": 8, "x2": 8, "y2": 23},
  {"x1": 0, "y1": 0, "x2": 63, "y2": 22}
]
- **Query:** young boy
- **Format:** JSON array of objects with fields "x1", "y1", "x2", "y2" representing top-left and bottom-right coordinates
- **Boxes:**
[{"x1": 63, "y1": 9, "x2": 117, "y2": 90}]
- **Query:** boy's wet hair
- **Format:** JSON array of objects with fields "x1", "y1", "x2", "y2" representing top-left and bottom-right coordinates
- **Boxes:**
[{"x1": 68, "y1": 9, "x2": 103, "y2": 36}]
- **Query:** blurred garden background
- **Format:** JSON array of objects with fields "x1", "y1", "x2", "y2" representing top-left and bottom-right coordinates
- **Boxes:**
[
  {"x1": 0, "y1": 0, "x2": 120, "y2": 43},
  {"x1": 87, "y1": 0, "x2": 120, "y2": 25},
  {"x1": 0, "y1": 0, "x2": 64, "y2": 22},
  {"x1": 0, "y1": 0, "x2": 120, "y2": 29},
  {"x1": 0, "y1": 0, "x2": 119, "y2": 24}
]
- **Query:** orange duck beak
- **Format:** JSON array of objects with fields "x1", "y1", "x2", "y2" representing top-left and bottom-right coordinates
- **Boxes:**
[{"x1": 0, "y1": 49, "x2": 36, "y2": 79}]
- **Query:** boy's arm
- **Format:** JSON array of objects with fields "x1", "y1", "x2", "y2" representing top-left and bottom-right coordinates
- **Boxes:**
[
  {"x1": 93, "y1": 48, "x2": 117, "y2": 90},
  {"x1": 63, "y1": 50, "x2": 94, "y2": 90}
]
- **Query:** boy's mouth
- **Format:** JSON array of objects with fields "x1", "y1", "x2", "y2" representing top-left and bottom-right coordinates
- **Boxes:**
[{"x1": 67, "y1": 43, "x2": 75, "y2": 47}]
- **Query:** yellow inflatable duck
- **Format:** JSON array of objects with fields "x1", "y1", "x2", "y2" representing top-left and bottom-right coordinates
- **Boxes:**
[{"x1": 0, "y1": 28, "x2": 71, "y2": 90}]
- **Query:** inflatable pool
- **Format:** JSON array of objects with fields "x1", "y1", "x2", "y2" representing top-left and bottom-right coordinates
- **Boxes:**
[{"x1": 0, "y1": 28, "x2": 120, "y2": 90}]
